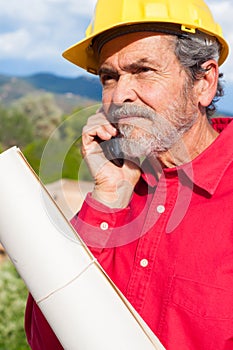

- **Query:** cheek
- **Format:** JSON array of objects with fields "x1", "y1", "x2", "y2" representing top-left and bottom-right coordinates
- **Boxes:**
[
  {"x1": 136, "y1": 79, "x2": 176, "y2": 112},
  {"x1": 138, "y1": 89, "x2": 164, "y2": 112}
]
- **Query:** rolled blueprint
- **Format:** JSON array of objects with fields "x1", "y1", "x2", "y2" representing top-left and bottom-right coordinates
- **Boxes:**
[{"x1": 0, "y1": 147, "x2": 165, "y2": 350}]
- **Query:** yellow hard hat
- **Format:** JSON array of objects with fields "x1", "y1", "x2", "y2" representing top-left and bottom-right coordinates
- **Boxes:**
[{"x1": 62, "y1": 0, "x2": 229, "y2": 74}]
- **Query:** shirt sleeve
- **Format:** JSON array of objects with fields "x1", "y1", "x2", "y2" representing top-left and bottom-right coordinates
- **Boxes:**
[
  {"x1": 70, "y1": 192, "x2": 136, "y2": 253},
  {"x1": 25, "y1": 293, "x2": 63, "y2": 350}
]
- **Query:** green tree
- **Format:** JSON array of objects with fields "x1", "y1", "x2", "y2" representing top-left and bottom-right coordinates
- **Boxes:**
[
  {"x1": 60, "y1": 104, "x2": 100, "y2": 141},
  {"x1": 13, "y1": 93, "x2": 63, "y2": 139},
  {"x1": 0, "y1": 106, "x2": 34, "y2": 149}
]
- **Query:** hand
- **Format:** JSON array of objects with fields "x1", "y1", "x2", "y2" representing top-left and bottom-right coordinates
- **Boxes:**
[{"x1": 81, "y1": 108, "x2": 141, "y2": 208}]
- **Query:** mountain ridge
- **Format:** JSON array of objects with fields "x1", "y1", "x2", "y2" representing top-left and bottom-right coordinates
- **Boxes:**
[
  {"x1": 23, "y1": 73, "x2": 102, "y2": 100},
  {"x1": 0, "y1": 73, "x2": 102, "y2": 104}
]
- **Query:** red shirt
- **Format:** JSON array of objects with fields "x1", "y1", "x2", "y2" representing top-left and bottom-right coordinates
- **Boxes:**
[{"x1": 25, "y1": 118, "x2": 233, "y2": 349}]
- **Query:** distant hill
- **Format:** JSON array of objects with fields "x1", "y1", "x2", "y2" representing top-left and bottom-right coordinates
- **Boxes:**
[
  {"x1": 0, "y1": 73, "x2": 102, "y2": 108},
  {"x1": 23, "y1": 73, "x2": 102, "y2": 100}
]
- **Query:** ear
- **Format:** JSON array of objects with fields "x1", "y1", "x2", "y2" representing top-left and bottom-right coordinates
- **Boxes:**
[{"x1": 196, "y1": 60, "x2": 219, "y2": 107}]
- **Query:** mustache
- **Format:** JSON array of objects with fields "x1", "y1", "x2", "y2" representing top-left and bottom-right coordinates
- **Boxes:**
[{"x1": 108, "y1": 103, "x2": 156, "y2": 123}]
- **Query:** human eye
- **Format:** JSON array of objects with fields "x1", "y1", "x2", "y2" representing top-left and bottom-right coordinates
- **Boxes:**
[
  {"x1": 139, "y1": 66, "x2": 152, "y2": 72},
  {"x1": 100, "y1": 74, "x2": 114, "y2": 86},
  {"x1": 99, "y1": 69, "x2": 118, "y2": 87},
  {"x1": 136, "y1": 66, "x2": 155, "y2": 75}
]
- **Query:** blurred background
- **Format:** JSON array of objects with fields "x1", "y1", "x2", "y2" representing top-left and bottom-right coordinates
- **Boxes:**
[{"x1": 0, "y1": 0, "x2": 232, "y2": 348}]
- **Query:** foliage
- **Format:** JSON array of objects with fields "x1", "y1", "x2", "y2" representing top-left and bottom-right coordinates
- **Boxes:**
[
  {"x1": 60, "y1": 104, "x2": 100, "y2": 141},
  {"x1": 0, "y1": 96, "x2": 98, "y2": 183},
  {"x1": 0, "y1": 106, "x2": 34, "y2": 149},
  {"x1": 23, "y1": 138, "x2": 82, "y2": 184},
  {"x1": 23, "y1": 139, "x2": 49, "y2": 177},
  {"x1": 0, "y1": 259, "x2": 30, "y2": 350},
  {"x1": 13, "y1": 93, "x2": 63, "y2": 139}
]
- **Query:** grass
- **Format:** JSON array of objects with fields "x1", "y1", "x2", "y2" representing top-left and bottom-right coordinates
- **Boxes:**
[{"x1": 0, "y1": 258, "x2": 30, "y2": 350}]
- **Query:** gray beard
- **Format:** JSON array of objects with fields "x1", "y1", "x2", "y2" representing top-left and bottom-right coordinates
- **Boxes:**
[
  {"x1": 109, "y1": 102, "x2": 198, "y2": 159},
  {"x1": 118, "y1": 123, "x2": 180, "y2": 158}
]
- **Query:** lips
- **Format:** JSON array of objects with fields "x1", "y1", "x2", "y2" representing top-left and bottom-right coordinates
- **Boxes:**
[
  {"x1": 116, "y1": 117, "x2": 153, "y2": 133},
  {"x1": 115, "y1": 115, "x2": 148, "y2": 124}
]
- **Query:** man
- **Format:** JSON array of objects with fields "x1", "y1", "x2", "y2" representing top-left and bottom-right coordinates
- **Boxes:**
[{"x1": 25, "y1": 0, "x2": 233, "y2": 349}]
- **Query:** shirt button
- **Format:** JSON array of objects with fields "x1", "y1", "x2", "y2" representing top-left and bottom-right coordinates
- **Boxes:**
[
  {"x1": 140, "y1": 259, "x2": 149, "y2": 268},
  {"x1": 100, "y1": 222, "x2": 109, "y2": 230},
  {"x1": 157, "y1": 205, "x2": 165, "y2": 214}
]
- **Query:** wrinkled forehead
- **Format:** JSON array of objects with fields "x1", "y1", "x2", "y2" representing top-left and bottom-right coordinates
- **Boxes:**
[{"x1": 98, "y1": 31, "x2": 175, "y2": 69}]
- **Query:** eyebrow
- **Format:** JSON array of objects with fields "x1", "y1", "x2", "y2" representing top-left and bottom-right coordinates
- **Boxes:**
[
  {"x1": 98, "y1": 66, "x2": 118, "y2": 76},
  {"x1": 125, "y1": 58, "x2": 154, "y2": 72},
  {"x1": 98, "y1": 58, "x2": 154, "y2": 76}
]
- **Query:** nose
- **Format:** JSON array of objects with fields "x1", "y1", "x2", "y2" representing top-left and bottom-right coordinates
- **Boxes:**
[{"x1": 112, "y1": 74, "x2": 137, "y2": 105}]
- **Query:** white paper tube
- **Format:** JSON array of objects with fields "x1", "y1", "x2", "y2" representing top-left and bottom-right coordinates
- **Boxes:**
[{"x1": 0, "y1": 147, "x2": 165, "y2": 350}]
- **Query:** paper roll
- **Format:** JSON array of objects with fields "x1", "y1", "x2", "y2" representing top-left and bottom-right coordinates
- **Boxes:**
[{"x1": 0, "y1": 147, "x2": 165, "y2": 350}]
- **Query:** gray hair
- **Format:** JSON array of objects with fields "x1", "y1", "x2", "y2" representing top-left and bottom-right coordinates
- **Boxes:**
[{"x1": 174, "y1": 32, "x2": 224, "y2": 117}]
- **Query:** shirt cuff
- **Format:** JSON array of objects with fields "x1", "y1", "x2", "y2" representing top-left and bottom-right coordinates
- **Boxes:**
[{"x1": 70, "y1": 193, "x2": 132, "y2": 250}]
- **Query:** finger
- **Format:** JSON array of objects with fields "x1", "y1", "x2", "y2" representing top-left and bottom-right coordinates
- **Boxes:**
[{"x1": 83, "y1": 115, "x2": 117, "y2": 143}]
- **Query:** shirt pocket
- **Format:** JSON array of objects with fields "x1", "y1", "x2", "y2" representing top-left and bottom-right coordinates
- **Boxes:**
[{"x1": 171, "y1": 275, "x2": 233, "y2": 320}]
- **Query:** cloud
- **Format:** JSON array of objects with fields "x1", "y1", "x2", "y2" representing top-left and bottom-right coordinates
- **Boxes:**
[
  {"x1": 0, "y1": 0, "x2": 96, "y2": 23},
  {"x1": 205, "y1": 1, "x2": 233, "y2": 80},
  {"x1": 0, "y1": 29, "x2": 30, "y2": 56},
  {"x1": 206, "y1": 1, "x2": 233, "y2": 48},
  {"x1": 0, "y1": 0, "x2": 97, "y2": 75}
]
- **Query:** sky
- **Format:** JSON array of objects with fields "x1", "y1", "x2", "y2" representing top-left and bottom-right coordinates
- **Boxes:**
[{"x1": 0, "y1": 0, "x2": 232, "y2": 82}]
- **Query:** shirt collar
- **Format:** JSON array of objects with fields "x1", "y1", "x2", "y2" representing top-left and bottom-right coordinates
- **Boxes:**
[{"x1": 142, "y1": 118, "x2": 233, "y2": 195}]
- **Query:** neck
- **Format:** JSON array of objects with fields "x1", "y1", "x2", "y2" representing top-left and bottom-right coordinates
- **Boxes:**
[{"x1": 150, "y1": 115, "x2": 219, "y2": 170}]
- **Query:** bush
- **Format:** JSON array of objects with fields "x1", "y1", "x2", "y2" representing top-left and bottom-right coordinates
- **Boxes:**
[{"x1": 0, "y1": 259, "x2": 30, "y2": 350}]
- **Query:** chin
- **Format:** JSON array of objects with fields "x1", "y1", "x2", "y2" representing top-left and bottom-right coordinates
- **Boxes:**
[{"x1": 119, "y1": 137, "x2": 152, "y2": 159}]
